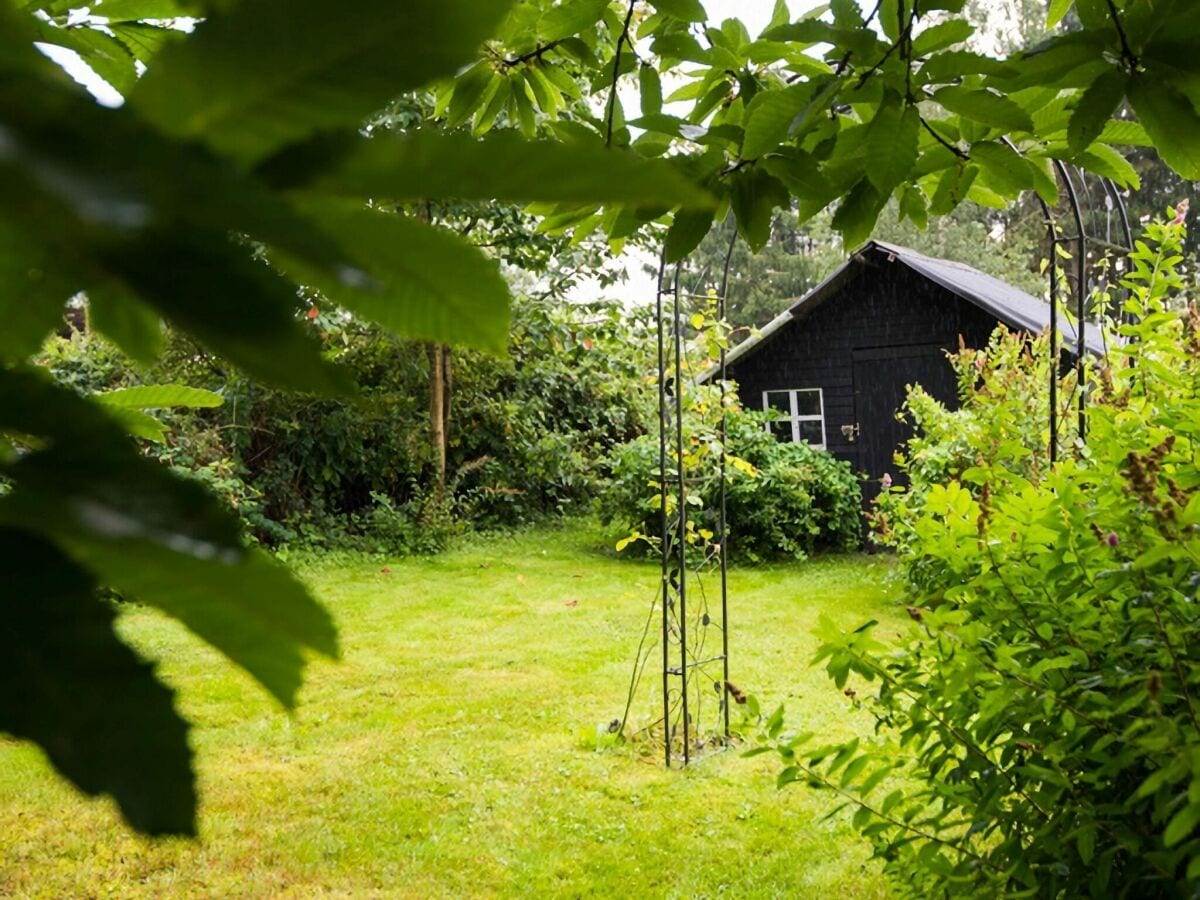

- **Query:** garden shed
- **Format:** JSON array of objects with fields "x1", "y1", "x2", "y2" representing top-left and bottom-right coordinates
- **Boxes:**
[{"x1": 712, "y1": 239, "x2": 1103, "y2": 505}]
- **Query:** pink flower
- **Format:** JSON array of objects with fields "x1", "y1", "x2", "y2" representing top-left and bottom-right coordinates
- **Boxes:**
[
  {"x1": 881, "y1": 473, "x2": 893, "y2": 489},
  {"x1": 1107, "y1": 532, "x2": 1119, "y2": 547}
]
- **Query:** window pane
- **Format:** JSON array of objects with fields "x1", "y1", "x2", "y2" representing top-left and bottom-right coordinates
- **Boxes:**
[
  {"x1": 795, "y1": 390, "x2": 822, "y2": 417},
  {"x1": 769, "y1": 420, "x2": 792, "y2": 442},
  {"x1": 798, "y1": 419, "x2": 824, "y2": 446},
  {"x1": 764, "y1": 391, "x2": 791, "y2": 414}
]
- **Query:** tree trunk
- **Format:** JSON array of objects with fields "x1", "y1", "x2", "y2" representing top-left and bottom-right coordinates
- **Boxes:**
[
  {"x1": 442, "y1": 344, "x2": 452, "y2": 456},
  {"x1": 429, "y1": 342, "x2": 447, "y2": 496}
]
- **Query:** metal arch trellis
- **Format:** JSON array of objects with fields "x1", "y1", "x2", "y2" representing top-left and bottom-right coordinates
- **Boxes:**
[
  {"x1": 620, "y1": 228, "x2": 738, "y2": 767},
  {"x1": 620, "y1": 165, "x2": 1134, "y2": 765},
  {"x1": 1033, "y1": 157, "x2": 1136, "y2": 462}
]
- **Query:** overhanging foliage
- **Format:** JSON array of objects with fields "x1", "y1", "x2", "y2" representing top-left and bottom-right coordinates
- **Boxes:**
[{"x1": 5, "y1": 0, "x2": 1200, "y2": 839}]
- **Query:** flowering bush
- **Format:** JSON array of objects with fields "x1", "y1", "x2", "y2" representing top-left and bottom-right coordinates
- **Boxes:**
[
  {"x1": 600, "y1": 401, "x2": 862, "y2": 561},
  {"x1": 598, "y1": 298, "x2": 861, "y2": 563}
]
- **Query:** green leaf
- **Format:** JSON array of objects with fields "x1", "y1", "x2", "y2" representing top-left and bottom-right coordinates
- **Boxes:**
[
  {"x1": 445, "y1": 61, "x2": 494, "y2": 130},
  {"x1": 730, "y1": 167, "x2": 789, "y2": 252},
  {"x1": 1028, "y1": 154, "x2": 1060, "y2": 205},
  {"x1": 131, "y1": 0, "x2": 515, "y2": 165},
  {"x1": 100, "y1": 227, "x2": 353, "y2": 394},
  {"x1": 651, "y1": 0, "x2": 707, "y2": 22},
  {"x1": 664, "y1": 208, "x2": 716, "y2": 263},
  {"x1": 879, "y1": 0, "x2": 902, "y2": 42},
  {"x1": 995, "y1": 31, "x2": 1109, "y2": 91},
  {"x1": 1048, "y1": 0, "x2": 1072, "y2": 27},
  {"x1": 831, "y1": 178, "x2": 887, "y2": 248},
  {"x1": 866, "y1": 100, "x2": 919, "y2": 194},
  {"x1": 65, "y1": 541, "x2": 338, "y2": 710},
  {"x1": 830, "y1": 0, "x2": 864, "y2": 26},
  {"x1": 30, "y1": 21, "x2": 139, "y2": 94},
  {"x1": 929, "y1": 163, "x2": 977, "y2": 215},
  {"x1": 0, "y1": 214, "x2": 75, "y2": 362},
  {"x1": 1128, "y1": 76, "x2": 1200, "y2": 180},
  {"x1": 1, "y1": 75, "x2": 352, "y2": 274},
  {"x1": 899, "y1": 183, "x2": 928, "y2": 229},
  {"x1": 920, "y1": 50, "x2": 1016, "y2": 81},
  {"x1": 742, "y1": 83, "x2": 815, "y2": 159},
  {"x1": 0, "y1": 527, "x2": 195, "y2": 835},
  {"x1": 97, "y1": 384, "x2": 224, "y2": 410},
  {"x1": 1074, "y1": 0, "x2": 1106, "y2": 29},
  {"x1": 472, "y1": 73, "x2": 511, "y2": 136},
  {"x1": 512, "y1": 81, "x2": 537, "y2": 138},
  {"x1": 765, "y1": 0, "x2": 795, "y2": 33},
  {"x1": 1164, "y1": 802, "x2": 1200, "y2": 847},
  {"x1": 935, "y1": 86, "x2": 1034, "y2": 133},
  {"x1": 108, "y1": 22, "x2": 182, "y2": 66},
  {"x1": 911, "y1": 20, "x2": 974, "y2": 56},
  {"x1": 100, "y1": 406, "x2": 169, "y2": 443},
  {"x1": 1068, "y1": 69, "x2": 1128, "y2": 152},
  {"x1": 1096, "y1": 118, "x2": 1152, "y2": 146},
  {"x1": 0, "y1": 74, "x2": 363, "y2": 390},
  {"x1": 518, "y1": 68, "x2": 549, "y2": 118},
  {"x1": 537, "y1": 0, "x2": 608, "y2": 41},
  {"x1": 971, "y1": 140, "x2": 1036, "y2": 195},
  {"x1": 762, "y1": 148, "x2": 831, "y2": 204},
  {"x1": 276, "y1": 201, "x2": 512, "y2": 353},
  {"x1": 87, "y1": 289, "x2": 165, "y2": 365},
  {"x1": 0, "y1": 368, "x2": 339, "y2": 708},
  {"x1": 265, "y1": 130, "x2": 713, "y2": 210},
  {"x1": 92, "y1": 0, "x2": 206, "y2": 19},
  {"x1": 639, "y1": 64, "x2": 663, "y2": 117},
  {"x1": 1073, "y1": 144, "x2": 1139, "y2": 188}
]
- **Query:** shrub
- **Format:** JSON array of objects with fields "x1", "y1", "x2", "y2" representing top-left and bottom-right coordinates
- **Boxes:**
[
  {"x1": 600, "y1": 398, "x2": 862, "y2": 561},
  {"x1": 871, "y1": 325, "x2": 1082, "y2": 598},
  {"x1": 760, "y1": 215, "x2": 1200, "y2": 895},
  {"x1": 39, "y1": 296, "x2": 650, "y2": 551}
]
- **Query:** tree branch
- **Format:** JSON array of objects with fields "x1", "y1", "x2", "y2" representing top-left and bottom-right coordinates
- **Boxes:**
[
  {"x1": 788, "y1": 758, "x2": 1003, "y2": 873},
  {"x1": 605, "y1": 0, "x2": 637, "y2": 148},
  {"x1": 921, "y1": 116, "x2": 970, "y2": 160},
  {"x1": 499, "y1": 40, "x2": 564, "y2": 67},
  {"x1": 1103, "y1": 0, "x2": 1138, "y2": 68}
]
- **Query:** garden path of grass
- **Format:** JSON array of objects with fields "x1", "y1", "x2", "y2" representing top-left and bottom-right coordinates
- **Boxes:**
[{"x1": 1, "y1": 523, "x2": 910, "y2": 898}]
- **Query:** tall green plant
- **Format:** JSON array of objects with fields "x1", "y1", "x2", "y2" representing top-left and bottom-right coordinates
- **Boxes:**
[
  {"x1": 758, "y1": 214, "x2": 1200, "y2": 894},
  {"x1": 872, "y1": 325, "x2": 1082, "y2": 596}
]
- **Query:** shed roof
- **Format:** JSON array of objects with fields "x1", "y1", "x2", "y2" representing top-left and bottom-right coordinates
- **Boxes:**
[{"x1": 713, "y1": 240, "x2": 1106, "y2": 375}]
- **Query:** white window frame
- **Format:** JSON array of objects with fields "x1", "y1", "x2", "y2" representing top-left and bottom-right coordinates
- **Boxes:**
[{"x1": 762, "y1": 388, "x2": 827, "y2": 450}]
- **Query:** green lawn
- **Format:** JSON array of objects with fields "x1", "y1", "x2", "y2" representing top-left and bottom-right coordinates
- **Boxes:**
[{"x1": 1, "y1": 524, "x2": 908, "y2": 897}]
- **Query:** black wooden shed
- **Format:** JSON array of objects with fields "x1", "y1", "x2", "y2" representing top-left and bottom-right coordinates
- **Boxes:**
[{"x1": 709, "y1": 239, "x2": 1103, "y2": 505}]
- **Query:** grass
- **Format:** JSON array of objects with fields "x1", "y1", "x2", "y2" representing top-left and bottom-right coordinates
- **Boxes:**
[{"x1": 0, "y1": 522, "x2": 910, "y2": 897}]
